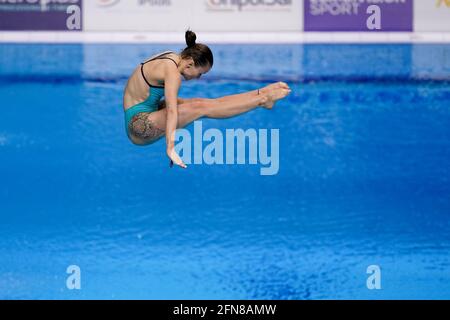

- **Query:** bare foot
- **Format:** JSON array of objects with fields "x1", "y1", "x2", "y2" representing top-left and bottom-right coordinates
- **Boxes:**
[
  {"x1": 259, "y1": 82, "x2": 290, "y2": 95},
  {"x1": 261, "y1": 88, "x2": 291, "y2": 109}
]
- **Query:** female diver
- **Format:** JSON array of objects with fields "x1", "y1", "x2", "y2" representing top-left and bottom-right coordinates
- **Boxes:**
[{"x1": 123, "y1": 30, "x2": 291, "y2": 168}]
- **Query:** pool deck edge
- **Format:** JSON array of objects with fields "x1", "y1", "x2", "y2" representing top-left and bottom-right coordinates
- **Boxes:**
[{"x1": 0, "y1": 32, "x2": 450, "y2": 44}]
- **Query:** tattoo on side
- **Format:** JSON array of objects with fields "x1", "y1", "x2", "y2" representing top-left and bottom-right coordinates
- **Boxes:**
[{"x1": 129, "y1": 113, "x2": 164, "y2": 140}]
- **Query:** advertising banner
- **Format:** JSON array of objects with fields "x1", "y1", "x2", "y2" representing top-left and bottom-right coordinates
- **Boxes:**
[
  {"x1": 0, "y1": 0, "x2": 82, "y2": 31},
  {"x1": 83, "y1": 0, "x2": 302, "y2": 32},
  {"x1": 304, "y1": 0, "x2": 413, "y2": 32},
  {"x1": 83, "y1": 0, "x2": 190, "y2": 32},
  {"x1": 414, "y1": 0, "x2": 450, "y2": 32},
  {"x1": 191, "y1": 0, "x2": 302, "y2": 32}
]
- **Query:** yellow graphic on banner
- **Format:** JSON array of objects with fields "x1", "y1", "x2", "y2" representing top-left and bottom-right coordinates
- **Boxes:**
[{"x1": 436, "y1": 0, "x2": 450, "y2": 7}]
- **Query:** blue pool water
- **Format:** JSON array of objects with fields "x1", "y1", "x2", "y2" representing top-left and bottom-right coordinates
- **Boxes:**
[{"x1": 0, "y1": 43, "x2": 449, "y2": 299}]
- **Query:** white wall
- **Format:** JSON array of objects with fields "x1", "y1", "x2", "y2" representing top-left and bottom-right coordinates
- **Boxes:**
[
  {"x1": 83, "y1": 0, "x2": 191, "y2": 32},
  {"x1": 189, "y1": 0, "x2": 302, "y2": 32},
  {"x1": 83, "y1": 0, "x2": 303, "y2": 32}
]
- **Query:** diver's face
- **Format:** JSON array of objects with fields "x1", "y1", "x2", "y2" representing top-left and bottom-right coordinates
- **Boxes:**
[{"x1": 182, "y1": 60, "x2": 211, "y2": 81}]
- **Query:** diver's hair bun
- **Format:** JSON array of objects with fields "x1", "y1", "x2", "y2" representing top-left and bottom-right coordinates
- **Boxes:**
[
  {"x1": 180, "y1": 29, "x2": 213, "y2": 68},
  {"x1": 185, "y1": 30, "x2": 197, "y2": 48}
]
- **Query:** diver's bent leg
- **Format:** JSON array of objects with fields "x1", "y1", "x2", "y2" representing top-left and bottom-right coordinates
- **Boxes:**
[
  {"x1": 147, "y1": 95, "x2": 266, "y2": 131},
  {"x1": 146, "y1": 87, "x2": 289, "y2": 135},
  {"x1": 127, "y1": 94, "x2": 267, "y2": 146}
]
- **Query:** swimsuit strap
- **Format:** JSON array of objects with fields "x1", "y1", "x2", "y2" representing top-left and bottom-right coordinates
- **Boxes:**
[
  {"x1": 142, "y1": 50, "x2": 174, "y2": 64},
  {"x1": 140, "y1": 64, "x2": 153, "y2": 87},
  {"x1": 140, "y1": 51, "x2": 178, "y2": 87},
  {"x1": 151, "y1": 57, "x2": 179, "y2": 68}
]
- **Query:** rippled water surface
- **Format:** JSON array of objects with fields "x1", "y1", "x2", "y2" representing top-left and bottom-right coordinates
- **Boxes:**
[{"x1": 0, "y1": 44, "x2": 449, "y2": 299}]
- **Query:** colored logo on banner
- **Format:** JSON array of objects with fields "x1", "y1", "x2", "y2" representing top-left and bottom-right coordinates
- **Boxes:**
[
  {"x1": 206, "y1": 0, "x2": 292, "y2": 11},
  {"x1": 304, "y1": 0, "x2": 413, "y2": 31},
  {"x1": 0, "y1": 0, "x2": 82, "y2": 31},
  {"x1": 436, "y1": 0, "x2": 450, "y2": 7},
  {"x1": 96, "y1": 0, "x2": 120, "y2": 7}
]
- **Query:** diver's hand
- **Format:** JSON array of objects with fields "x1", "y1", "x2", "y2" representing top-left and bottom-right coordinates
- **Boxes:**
[{"x1": 167, "y1": 147, "x2": 187, "y2": 169}]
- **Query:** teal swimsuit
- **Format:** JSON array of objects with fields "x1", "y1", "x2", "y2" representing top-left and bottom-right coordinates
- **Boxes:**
[{"x1": 124, "y1": 51, "x2": 178, "y2": 134}]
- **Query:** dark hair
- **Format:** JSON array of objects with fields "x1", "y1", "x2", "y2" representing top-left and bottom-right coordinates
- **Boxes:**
[{"x1": 181, "y1": 30, "x2": 213, "y2": 68}]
